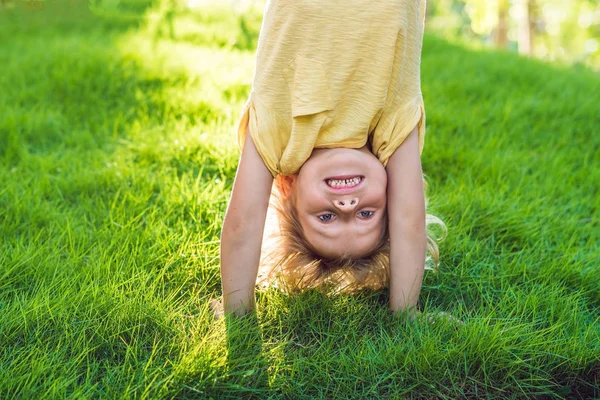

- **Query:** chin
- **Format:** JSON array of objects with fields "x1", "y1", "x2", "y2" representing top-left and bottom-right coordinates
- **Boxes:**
[{"x1": 309, "y1": 146, "x2": 377, "y2": 165}]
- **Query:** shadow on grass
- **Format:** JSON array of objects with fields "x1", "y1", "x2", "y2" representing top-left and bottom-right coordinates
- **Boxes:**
[
  {"x1": 224, "y1": 313, "x2": 270, "y2": 396},
  {"x1": 173, "y1": 310, "x2": 272, "y2": 398}
]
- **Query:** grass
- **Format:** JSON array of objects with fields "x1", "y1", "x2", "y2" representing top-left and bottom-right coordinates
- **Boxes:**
[{"x1": 0, "y1": 1, "x2": 599, "y2": 398}]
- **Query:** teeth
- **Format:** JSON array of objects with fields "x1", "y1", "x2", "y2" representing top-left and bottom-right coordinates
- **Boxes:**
[{"x1": 326, "y1": 177, "x2": 361, "y2": 187}]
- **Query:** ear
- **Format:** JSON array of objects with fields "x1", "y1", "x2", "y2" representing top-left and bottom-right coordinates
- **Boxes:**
[{"x1": 275, "y1": 175, "x2": 297, "y2": 199}]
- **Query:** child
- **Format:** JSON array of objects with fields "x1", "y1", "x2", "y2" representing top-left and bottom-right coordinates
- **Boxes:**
[{"x1": 220, "y1": 0, "x2": 445, "y2": 317}]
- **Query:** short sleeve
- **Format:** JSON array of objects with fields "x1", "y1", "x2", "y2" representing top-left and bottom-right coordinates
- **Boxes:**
[
  {"x1": 371, "y1": 0, "x2": 426, "y2": 165},
  {"x1": 237, "y1": 92, "x2": 288, "y2": 178}
]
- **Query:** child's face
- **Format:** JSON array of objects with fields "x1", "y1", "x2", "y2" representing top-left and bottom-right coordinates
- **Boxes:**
[{"x1": 294, "y1": 146, "x2": 387, "y2": 259}]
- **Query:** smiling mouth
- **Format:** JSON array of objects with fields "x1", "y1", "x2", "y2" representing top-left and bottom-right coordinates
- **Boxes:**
[{"x1": 324, "y1": 175, "x2": 364, "y2": 189}]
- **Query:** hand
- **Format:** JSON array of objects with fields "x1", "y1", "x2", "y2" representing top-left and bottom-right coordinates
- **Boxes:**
[
  {"x1": 210, "y1": 298, "x2": 224, "y2": 320},
  {"x1": 416, "y1": 310, "x2": 464, "y2": 326}
]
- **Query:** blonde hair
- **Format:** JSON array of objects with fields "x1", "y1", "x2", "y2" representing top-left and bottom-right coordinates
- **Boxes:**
[{"x1": 257, "y1": 175, "x2": 447, "y2": 294}]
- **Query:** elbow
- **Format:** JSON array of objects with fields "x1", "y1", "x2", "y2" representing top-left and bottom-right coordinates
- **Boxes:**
[
  {"x1": 402, "y1": 218, "x2": 426, "y2": 236},
  {"x1": 220, "y1": 215, "x2": 246, "y2": 246},
  {"x1": 388, "y1": 212, "x2": 426, "y2": 239},
  {"x1": 221, "y1": 213, "x2": 241, "y2": 238},
  {"x1": 220, "y1": 212, "x2": 263, "y2": 247},
  {"x1": 389, "y1": 206, "x2": 426, "y2": 230}
]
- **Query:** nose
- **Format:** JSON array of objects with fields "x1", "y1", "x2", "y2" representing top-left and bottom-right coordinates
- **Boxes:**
[{"x1": 333, "y1": 198, "x2": 359, "y2": 212}]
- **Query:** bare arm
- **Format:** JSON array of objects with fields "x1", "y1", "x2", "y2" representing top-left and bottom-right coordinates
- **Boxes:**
[
  {"x1": 385, "y1": 124, "x2": 426, "y2": 314},
  {"x1": 220, "y1": 129, "x2": 273, "y2": 316}
]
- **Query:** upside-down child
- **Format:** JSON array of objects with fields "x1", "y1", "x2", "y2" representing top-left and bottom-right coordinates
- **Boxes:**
[{"x1": 219, "y1": 0, "x2": 445, "y2": 317}]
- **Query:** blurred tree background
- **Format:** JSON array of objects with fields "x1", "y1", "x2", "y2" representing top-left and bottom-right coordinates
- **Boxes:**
[
  {"x1": 151, "y1": 0, "x2": 600, "y2": 70},
  {"x1": 4, "y1": 0, "x2": 596, "y2": 69},
  {"x1": 426, "y1": 0, "x2": 600, "y2": 69}
]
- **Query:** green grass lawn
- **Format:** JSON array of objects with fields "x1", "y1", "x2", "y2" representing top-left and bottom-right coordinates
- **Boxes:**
[{"x1": 1, "y1": 1, "x2": 599, "y2": 398}]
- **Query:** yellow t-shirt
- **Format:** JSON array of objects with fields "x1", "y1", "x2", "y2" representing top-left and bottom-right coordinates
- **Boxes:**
[{"x1": 237, "y1": 0, "x2": 427, "y2": 177}]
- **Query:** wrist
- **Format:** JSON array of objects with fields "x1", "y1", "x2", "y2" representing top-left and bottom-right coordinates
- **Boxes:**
[
  {"x1": 223, "y1": 290, "x2": 256, "y2": 317},
  {"x1": 389, "y1": 301, "x2": 419, "y2": 316}
]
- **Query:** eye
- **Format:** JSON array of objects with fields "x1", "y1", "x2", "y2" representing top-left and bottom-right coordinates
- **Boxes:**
[
  {"x1": 358, "y1": 211, "x2": 375, "y2": 219},
  {"x1": 318, "y1": 213, "x2": 336, "y2": 222}
]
